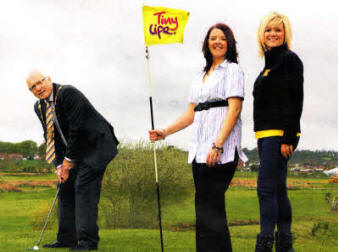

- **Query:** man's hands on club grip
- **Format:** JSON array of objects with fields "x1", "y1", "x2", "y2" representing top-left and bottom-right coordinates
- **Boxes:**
[{"x1": 56, "y1": 159, "x2": 74, "y2": 183}]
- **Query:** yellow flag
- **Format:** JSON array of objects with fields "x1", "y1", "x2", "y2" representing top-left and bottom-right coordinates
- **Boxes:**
[{"x1": 142, "y1": 5, "x2": 190, "y2": 46}]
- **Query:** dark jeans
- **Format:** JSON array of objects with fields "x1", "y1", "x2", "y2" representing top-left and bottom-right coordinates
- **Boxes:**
[
  {"x1": 257, "y1": 136, "x2": 299, "y2": 236},
  {"x1": 57, "y1": 162, "x2": 106, "y2": 248},
  {"x1": 192, "y1": 152, "x2": 238, "y2": 252}
]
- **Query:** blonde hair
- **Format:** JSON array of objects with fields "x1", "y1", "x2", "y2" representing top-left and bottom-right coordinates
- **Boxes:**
[{"x1": 257, "y1": 12, "x2": 292, "y2": 57}]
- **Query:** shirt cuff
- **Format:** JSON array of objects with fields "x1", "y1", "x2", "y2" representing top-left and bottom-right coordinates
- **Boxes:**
[{"x1": 64, "y1": 157, "x2": 73, "y2": 162}]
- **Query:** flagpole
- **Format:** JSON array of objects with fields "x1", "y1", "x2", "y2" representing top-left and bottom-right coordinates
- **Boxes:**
[{"x1": 145, "y1": 46, "x2": 164, "y2": 252}]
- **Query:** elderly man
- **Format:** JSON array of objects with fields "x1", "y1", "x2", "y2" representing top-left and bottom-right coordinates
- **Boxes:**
[{"x1": 27, "y1": 70, "x2": 119, "y2": 251}]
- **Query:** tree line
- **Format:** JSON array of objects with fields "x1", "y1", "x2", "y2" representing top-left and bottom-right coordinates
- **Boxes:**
[
  {"x1": 0, "y1": 140, "x2": 337, "y2": 165},
  {"x1": 0, "y1": 141, "x2": 45, "y2": 160},
  {"x1": 242, "y1": 148, "x2": 338, "y2": 166}
]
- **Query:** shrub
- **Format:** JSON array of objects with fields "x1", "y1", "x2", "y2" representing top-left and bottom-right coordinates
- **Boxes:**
[
  {"x1": 0, "y1": 160, "x2": 53, "y2": 173},
  {"x1": 99, "y1": 141, "x2": 191, "y2": 229}
]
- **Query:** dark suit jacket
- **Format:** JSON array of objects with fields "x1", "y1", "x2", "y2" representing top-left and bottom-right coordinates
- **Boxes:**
[{"x1": 34, "y1": 83, "x2": 119, "y2": 169}]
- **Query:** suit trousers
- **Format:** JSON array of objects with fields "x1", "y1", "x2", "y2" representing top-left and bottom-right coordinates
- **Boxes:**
[
  {"x1": 192, "y1": 151, "x2": 238, "y2": 252},
  {"x1": 257, "y1": 136, "x2": 299, "y2": 236},
  {"x1": 56, "y1": 162, "x2": 106, "y2": 247}
]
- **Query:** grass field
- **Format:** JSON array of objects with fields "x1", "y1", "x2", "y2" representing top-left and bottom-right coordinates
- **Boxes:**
[{"x1": 0, "y1": 171, "x2": 337, "y2": 251}]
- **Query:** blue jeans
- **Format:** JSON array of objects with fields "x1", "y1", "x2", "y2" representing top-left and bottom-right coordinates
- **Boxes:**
[{"x1": 257, "y1": 136, "x2": 299, "y2": 236}]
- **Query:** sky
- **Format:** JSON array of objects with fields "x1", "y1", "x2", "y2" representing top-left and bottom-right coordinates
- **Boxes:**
[{"x1": 0, "y1": 0, "x2": 337, "y2": 151}]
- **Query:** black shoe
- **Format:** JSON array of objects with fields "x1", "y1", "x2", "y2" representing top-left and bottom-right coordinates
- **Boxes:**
[
  {"x1": 275, "y1": 232, "x2": 294, "y2": 252},
  {"x1": 255, "y1": 234, "x2": 274, "y2": 252},
  {"x1": 69, "y1": 244, "x2": 97, "y2": 251},
  {"x1": 43, "y1": 241, "x2": 77, "y2": 248}
]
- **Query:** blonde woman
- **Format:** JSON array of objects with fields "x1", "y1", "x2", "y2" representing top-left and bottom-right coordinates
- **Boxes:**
[{"x1": 253, "y1": 12, "x2": 303, "y2": 252}]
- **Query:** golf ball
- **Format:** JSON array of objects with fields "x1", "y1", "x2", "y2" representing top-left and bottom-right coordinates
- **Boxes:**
[{"x1": 33, "y1": 245, "x2": 39, "y2": 250}]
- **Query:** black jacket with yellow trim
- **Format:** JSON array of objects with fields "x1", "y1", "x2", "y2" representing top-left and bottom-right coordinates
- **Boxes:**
[{"x1": 253, "y1": 43, "x2": 304, "y2": 144}]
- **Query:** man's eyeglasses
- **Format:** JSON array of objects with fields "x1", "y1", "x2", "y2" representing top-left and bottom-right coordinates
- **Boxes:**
[{"x1": 29, "y1": 77, "x2": 47, "y2": 92}]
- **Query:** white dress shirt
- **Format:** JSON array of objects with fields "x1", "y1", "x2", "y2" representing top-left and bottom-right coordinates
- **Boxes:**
[{"x1": 188, "y1": 60, "x2": 248, "y2": 164}]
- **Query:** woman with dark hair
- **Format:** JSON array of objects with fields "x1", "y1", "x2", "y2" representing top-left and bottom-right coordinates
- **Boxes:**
[
  {"x1": 253, "y1": 12, "x2": 304, "y2": 252},
  {"x1": 149, "y1": 23, "x2": 247, "y2": 251}
]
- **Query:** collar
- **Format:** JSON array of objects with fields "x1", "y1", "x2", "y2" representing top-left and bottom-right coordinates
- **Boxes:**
[
  {"x1": 201, "y1": 60, "x2": 229, "y2": 77},
  {"x1": 264, "y1": 43, "x2": 288, "y2": 66},
  {"x1": 218, "y1": 59, "x2": 229, "y2": 68},
  {"x1": 48, "y1": 89, "x2": 54, "y2": 102},
  {"x1": 39, "y1": 83, "x2": 55, "y2": 106}
]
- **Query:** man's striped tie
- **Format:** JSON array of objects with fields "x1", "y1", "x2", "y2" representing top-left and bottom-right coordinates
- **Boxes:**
[{"x1": 45, "y1": 101, "x2": 55, "y2": 164}]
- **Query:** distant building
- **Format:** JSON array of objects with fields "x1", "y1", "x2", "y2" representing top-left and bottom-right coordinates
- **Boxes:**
[
  {"x1": 324, "y1": 167, "x2": 338, "y2": 176},
  {"x1": 298, "y1": 168, "x2": 313, "y2": 174},
  {"x1": 6, "y1": 153, "x2": 23, "y2": 160}
]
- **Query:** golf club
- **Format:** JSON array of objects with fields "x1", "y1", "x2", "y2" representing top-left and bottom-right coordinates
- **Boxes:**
[
  {"x1": 28, "y1": 96, "x2": 68, "y2": 251},
  {"x1": 28, "y1": 186, "x2": 60, "y2": 251}
]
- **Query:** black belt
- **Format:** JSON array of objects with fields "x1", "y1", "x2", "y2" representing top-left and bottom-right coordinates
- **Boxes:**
[{"x1": 194, "y1": 100, "x2": 228, "y2": 112}]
